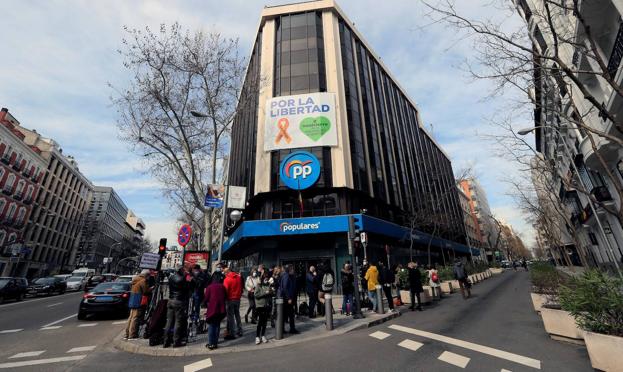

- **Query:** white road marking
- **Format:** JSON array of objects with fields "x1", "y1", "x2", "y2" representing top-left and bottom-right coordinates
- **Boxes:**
[
  {"x1": 369, "y1": 331, "x2": 391, "y2": 340},
  {"x1": 42, "y1": 313, "x2": 77, "y2": 328},
  {"x1": 77, "y1": 323, "x2": 97, "y2": 327},
  {"x1": 388, "y1": 325, "x2": 541, "y2": 370},
  {"x1": 67, "y1": 346, "x2": 96, "y2": 353},
  {"x1": 501, "y1": 369, "x2": 513, "y2": 372},
  {"x1": 438, "y1": 351, "x2": 470, "y2": 368},
  {"x1": 0, "y1": 355, "x2": 86, "y2": 369},
  {"x1": 184, "y1": 358, "x2": 213, "y2": 372},
  {"x1": 9, "y1": 351, "x2": 46, "y2": 359},
  {"x1": 112, "y1": 321, "x2": 126, "y2": 325},
  {"x1": 0, "y1": 329, "x2": 23, "y2": 334},
  {"x1": 46, "y1": 302, "x2": 63, "y2": 308},
  {"x1": 398, "y1": 339, "x2": 424, "y2": 352},
  {"x1": 40, "y1": 326, "x2": 62, "y2": 330}
]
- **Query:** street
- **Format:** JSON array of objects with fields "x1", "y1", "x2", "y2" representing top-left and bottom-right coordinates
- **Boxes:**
[{"x1": 0, "y1": 271, "x2": 592, "y2": 371}]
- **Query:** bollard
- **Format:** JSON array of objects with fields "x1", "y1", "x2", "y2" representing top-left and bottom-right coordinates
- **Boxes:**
[
  {"x1": 375, "y1": 284, "x2": 384, "y2": 314},
  {"x1": 275, "y1": 297, "x2": 284, "y2": 340},
  {"x1": 324, "y1": 294, "x2": 334, "y2": 330}
]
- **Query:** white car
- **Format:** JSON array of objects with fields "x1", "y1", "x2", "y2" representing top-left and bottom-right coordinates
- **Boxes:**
[{"x1": 65, "y1": 276, "x2": 86, "y2": 291}]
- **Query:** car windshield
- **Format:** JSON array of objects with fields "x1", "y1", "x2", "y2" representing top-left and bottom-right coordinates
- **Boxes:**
[
  {"x1": 67, "y1": 277, "x2": 83, "y2": 282},
  {"x1": 116, "y1": 276, "x2": 133, "y2": 282},
  {"x1": 33, "y1": 278, "x2": 55, "y2": 285},
  {"x1": 0, "y1": 279, "x2": 9, "y2": 288},
  {"x1": 73, "y1": 272, "x2": 87, "y2": 277},
  {"x1": 92, "y1": 283, "x2": 129, "y2": 292}
]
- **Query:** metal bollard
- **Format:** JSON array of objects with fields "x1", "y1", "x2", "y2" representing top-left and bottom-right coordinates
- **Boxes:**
[
  {"x1": 275, "y1": 297, "x2": 284, "y2": 340},
  {"x1": 324, "y1": 294, "x2": 333, "y2": 330},
  {"x1": 375, "y1": 284, "x2": 384, "y2": 314}
]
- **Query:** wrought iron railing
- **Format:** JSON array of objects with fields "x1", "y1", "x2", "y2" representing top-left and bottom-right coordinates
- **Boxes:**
[{"x1": 607, "y1": 22, "x2": 623, "y2": 78}]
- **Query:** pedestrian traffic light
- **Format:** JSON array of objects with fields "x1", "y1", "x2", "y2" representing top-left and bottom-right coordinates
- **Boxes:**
[{"x1": 158, "y1": 238, "x2": 167, "y2": 257}]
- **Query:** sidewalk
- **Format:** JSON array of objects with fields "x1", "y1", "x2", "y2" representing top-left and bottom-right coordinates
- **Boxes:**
[{"x1": 114, "y1": 295, "x2": 403, "y2": 357}]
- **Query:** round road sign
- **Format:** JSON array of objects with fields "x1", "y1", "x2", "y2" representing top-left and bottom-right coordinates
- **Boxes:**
[{"x1": 178, "y1": 224, "x2": 193, "y2": 247}]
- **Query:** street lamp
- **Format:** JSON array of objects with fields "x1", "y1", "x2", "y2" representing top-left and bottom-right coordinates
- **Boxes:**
[
  {"x1": 106, "y1": 242, "x2": 122, "y2": 273},
  {"x1": 518, "y1": 126, "x2": 622, "y2": 278}
]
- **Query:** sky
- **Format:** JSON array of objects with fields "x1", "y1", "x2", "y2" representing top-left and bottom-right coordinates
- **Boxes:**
[{"x1": 0, "y1": 0, "x2": 535, "y2": 247}]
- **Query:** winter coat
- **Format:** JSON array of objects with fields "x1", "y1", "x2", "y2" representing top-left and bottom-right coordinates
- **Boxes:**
[
  {"x1": 168, "y1": 272, "x2": 190, "y2": 302},
  {"x1": 306, "y1": 272, "x2": 317, "y2": 293},
  {"x1": 379, "y1": 267, "x2": 395, "y2": 286},
  {"x1": 130, "y1": 275, "x2": 148, "y2": 295},
  {"x1": 428, "y1": 269, "x2": 440, "y2": 288},
  {"x1": 407, "y1": 267, "x2": 423, "y2": 293},
  {"x1": 341, "y1": 269, "x2": 354, "y2": 295},
  {"x1": 223, "y1": 271, "x2": 243, "y2": 301},
  {"x1": 254, "y1": 280, "x2": 273, "y2": 308},
  {"x1": 245, "y1": 275, "x2": 259, "y2": 294},
  {"x1": 453, "y1": 262, "x2": 467, "y2": 280},
  {"x1": 204, "y1": 282, "x2": 226, "y2": 324},
  {"x1": 279, "y1": 272, "x2": 297, "y2": 300},
  {"x1": 364, "y1": 265, "x2": 379, "y2": 291}
]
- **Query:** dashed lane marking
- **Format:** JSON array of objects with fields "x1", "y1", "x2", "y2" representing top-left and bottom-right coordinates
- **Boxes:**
[
  {"x1": 46, "y1": 302, "x2": 63, "y2": 308},
  {"x1": 397, "y1": 339, "x2": 424, "y2": 352},
  {"x1": 40, "y1": 326, "x2": 62, "y2": 330},
  {"x1": 0, "y1": 329, "x2": 23, "y2": 334},
  {"x1": 369, "y1": 331, "x2": 391, "y2": 340},
  {"x1": 67, "y1": 346, "x2": 96, "y2": 353},
  {"x1": 9, "y1": 351, "x2": 46, "y2": 359},
  {"x1": 184, "y1": 358, "x2": 213, "y2": 372},
  {"x1": 112, "y1": 321, "x2": 126, "y2": 325},
  {"x1": 41, "y1": 314, "x2": 77, "y2": 328},
  {"x1": 0, "y1": 355, "x2": 86, "y2": 369},
  {"x1": 388, "y1": 325, "x2": 541, "y2": 370},
  {"x1": 501, "y1": 369, "x2": 513, "y2": 372},
  {"x1": 438, "y1": 351, "x2": 470, "y2": 369},
  {"x1": 77, "y1": 323, "x2": 97, "y2": 327}
]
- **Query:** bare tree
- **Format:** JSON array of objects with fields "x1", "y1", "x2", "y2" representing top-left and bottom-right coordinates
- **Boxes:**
[{"x1": 111, "y1": 23, "x2": 248, "y2": 252}]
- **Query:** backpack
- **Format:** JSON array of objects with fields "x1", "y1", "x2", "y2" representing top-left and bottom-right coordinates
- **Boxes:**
[
  {"x1": 298, "y1": 301, "x2": 309, "y2": 316},
  {"x1": 321, "y1": 272, "x2": 334, "y2": 292},
  {"x1": 431, "y1": 272, "x2": 439, "y2": 283}
]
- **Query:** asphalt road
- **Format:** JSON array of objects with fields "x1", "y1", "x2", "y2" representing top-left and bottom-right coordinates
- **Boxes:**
[{"x1": 0, "y1": 271, "x2": 593, "y2": 371}]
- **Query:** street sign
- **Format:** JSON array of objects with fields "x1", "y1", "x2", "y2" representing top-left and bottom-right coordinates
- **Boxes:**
[
  {"x1": 204, "y1": 184, "x2": 225, "y2": 208},
  {"x1": 227, "y1": 186, "x2": 247, "y2": 209},
  {"x1": 178, "y1": 224, "x2": 193, "y2": 247},
  {"x1": 139, "y1": 252, "x2": 160, "y2": 269}
]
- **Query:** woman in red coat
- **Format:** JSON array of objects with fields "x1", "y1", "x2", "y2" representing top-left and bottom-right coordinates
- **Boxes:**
[{"x1": 204, "y1": 279, "x2": 227, "y2": 349}]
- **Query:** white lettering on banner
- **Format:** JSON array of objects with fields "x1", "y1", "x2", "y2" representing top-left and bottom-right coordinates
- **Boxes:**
[{"x1": 279, "y1": 222, "x2": 320, "y2": 232}]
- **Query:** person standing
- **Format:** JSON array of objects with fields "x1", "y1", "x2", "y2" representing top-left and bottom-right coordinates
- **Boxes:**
[
  {"x1": 364, "y1": 262, "x2": 379, "y2": 312},
  {"x1": 378, "y1": 261, "x2": 395, "y2": 312},
  {"x1": 305, "y1": 266, "x2": 318, "y2": 318},
  {"x1": 124, "y1": 269, "x2": 151, "y2": 340},
  {"x1": 164, "y1": 267, "x2": 190, "y2": 348},
  {"x1": 204, "y1": 277, "x2": 227, "y2": 350},
  {"x1": 244, "y1": 267, "x2": 259, "y2": 324},
  {"x1": 453, "y1": 259, "x2": 471, "y2": 299},
  {"x1": 223, "y1": 263, "x2": 243, "y2": 339},
  {"x1": 340, "y1": 263, "x2": 354, "y2": 315},
  {"x1": 279, "y1": 264, "x2": 298, "y2": 334},
  {"x1": 211, "y1": 262, "x2": 225, "y2": 284},
  {"x1": 254, "y1": 270, "x2": 273, "y2": 344},
  {"x1": 190, "y1": 265, "x2": 207, "y2": 324},
  {"x1": 427, "y1": 264, "x2": 441, "y2": 299},
  {"x1": 407, "y1": 262, "x2": 423, "y2": 311}
]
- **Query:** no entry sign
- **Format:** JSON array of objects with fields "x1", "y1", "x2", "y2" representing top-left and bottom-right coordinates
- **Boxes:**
[{"x1": 178, "y1": 224, "x2": 192, "y2": 247}]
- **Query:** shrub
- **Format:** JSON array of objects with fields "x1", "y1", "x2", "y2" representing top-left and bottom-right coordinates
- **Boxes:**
[
  {"x1": 529, "y1": 261, "x2": 566, "y2": 295},
  {"x1": 439, "y1": 266, "x2": 454, "y2": 281},
  {"x1": 559, "y1": 270, "x2": 623, "y2": 337},
  {"x1": 396, "y1": 268, "x2": 409, "y2": 290}
]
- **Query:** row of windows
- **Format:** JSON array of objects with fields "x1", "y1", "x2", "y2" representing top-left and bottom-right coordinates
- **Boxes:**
[
  {"x1": 0, "y1": 167, "x2": 36, "y2": 202},
  {"x1": 0, "y1": 197, "x2": 27, "y2": 227},
  {"x1": 0, "y1": 139, "x2": 44, "y2": 182}
]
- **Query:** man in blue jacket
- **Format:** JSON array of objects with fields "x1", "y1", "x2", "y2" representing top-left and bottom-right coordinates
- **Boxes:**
[
  {"x1": 305, "y1": 266, "x2": 317, "y2": 318},
  {"x1": 279, "y1": 264, "x2": 298, "y2": 334}
]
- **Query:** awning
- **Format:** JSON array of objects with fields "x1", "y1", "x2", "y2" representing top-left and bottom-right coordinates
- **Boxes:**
[{"x1": 223, "y1": 214, "x2": 480, "y2": 256}]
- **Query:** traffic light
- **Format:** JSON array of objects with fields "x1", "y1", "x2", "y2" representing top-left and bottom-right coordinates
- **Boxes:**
[
  {"x1": 348, "y1": 215, "x2": 362, "y2": 240},
  {"x1": 158, "y1": 238, "x2": 167, "y2": 257}
]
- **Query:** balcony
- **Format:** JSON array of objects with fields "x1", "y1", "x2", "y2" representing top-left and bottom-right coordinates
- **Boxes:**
[
  {"x1": 13, "y1": 192, "x2": 23, "y2": 201},
  {"x1": 608, "y1": 22, "x2": 623, "y2": 78},
  {"x1": 591, "y1": 185, "x2": 613, "y2": 203}
]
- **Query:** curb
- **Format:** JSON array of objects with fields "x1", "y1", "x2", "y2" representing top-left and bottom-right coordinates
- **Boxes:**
[{"x1": 113, "y1": 309, "x2": 402, "y2": 357}]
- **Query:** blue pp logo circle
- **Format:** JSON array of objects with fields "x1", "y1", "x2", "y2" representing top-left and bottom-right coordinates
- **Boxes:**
[{"x1": 279, "y1": 151, "x2": 321, "y2": 190}]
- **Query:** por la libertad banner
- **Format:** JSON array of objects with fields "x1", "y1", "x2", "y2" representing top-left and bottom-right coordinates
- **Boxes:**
[{"x1": 264, "y1": 92, "x2": 338, "y2": 151}]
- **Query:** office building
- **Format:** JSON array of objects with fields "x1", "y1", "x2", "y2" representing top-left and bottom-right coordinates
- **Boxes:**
[{"x1": 459, "y1": 178, "x2": 497, "y2": 260}]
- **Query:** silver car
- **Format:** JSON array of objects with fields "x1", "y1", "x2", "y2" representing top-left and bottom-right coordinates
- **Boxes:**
[{"x1": 65, "y1": 276, "x2": 86, "y2": 291}]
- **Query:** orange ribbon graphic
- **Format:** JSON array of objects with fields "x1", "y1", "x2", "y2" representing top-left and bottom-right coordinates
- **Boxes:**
[{"x1": 275, "y1": 118, "x2": 292, "y2": 144}]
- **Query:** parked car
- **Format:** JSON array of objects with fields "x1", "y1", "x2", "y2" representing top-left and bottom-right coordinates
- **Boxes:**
[
  {"x1": 28, "y1": 277, "x2": 67, "y2": 296},
  {"x1": 500, "y1": 260, "x2": 512, "y2": 268},
  {"x1": 78, "y1": 282, "x2": 131, "y2": 320},
  {"x1": 114, "y1": 275, "x2": 135, "y2": 283},
  {"x1": 84, "y1": 275, "x2": 105, "y2": 291},
  {"x1": 54, "y1": 274, "x2": 72, "y2": 282},
  {"x1": 65, "y1": 276, "x2": 87, "y2": 291},
  {"x1": 101, "y1": 273, "x2": 117, "y2": 282},
  {"x1": 0, "y1": 277, "x2": 28, "y2": 303}
]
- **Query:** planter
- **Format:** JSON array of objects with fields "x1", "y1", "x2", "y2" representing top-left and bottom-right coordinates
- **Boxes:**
[
  {"x1": 469, "y1": 274, "x2": 479, "y2": 283},
  {"x1": 399, "y1": 289, "x2": 432, "y2": 305},
  {"x1": 584, "y1": 331, "x2": 623, "y2": 372},
  {"x1": 440, "y1": 281, "x2": 453, "y2": 294},
  {"x1": 530, "y1": 293, "x2": 548, "y2": 312},
  {"x1": 450, "y1": 280, "x2": 460, "y2": 291},
  {"x1": 421, "y1": 286, "x2": 434, "y2": 303},
  {"x1": 540, "y1": 307, "x2": 584, "y2": 341},
  {"x1": 490, "y1": 268, "x2": 503, "y2": 274}
]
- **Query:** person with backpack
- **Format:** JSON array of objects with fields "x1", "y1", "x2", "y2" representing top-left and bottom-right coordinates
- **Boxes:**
[
  {"x1": 453, "y1": 259, "x2": 471, "y2": 299},
  {"x1": 378, "y1": 261, "x2": 395, "y2": 313},
  {"x1": 407, "y1": 262, "x2": 423, "y2": 311},
  {"x1": 124, "y1": 269, "x2": 151, "y2": 340},
  {"x1": 318, "y1": 261, "x2": 335, "y2": 314},
  {"x1": 254, "y1": 270, "x2": 273, "y2": 344},
  {"x1": 164, "y1": 266, "x2": 190, "y2": 348},
  {"x1": 364, "y1": 262, "x2": 379, "y2": 312},
  {"x1": 340, "y1": 263, "x2": 354, "y2": 315},
  {"x1": 306, "y1": 266, "x2": 318, "y2": 318},
  {"x1": 427, "y1": 264, "x2": 441, "y2": 299},
  {"x1": 279, "y1": 264, "x2": 298, "y2": 334}
]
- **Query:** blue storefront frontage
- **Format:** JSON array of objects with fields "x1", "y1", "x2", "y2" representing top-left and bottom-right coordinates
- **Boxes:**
[{"x1": 222, "y1": 214, "x2": 479, "y2": 288}]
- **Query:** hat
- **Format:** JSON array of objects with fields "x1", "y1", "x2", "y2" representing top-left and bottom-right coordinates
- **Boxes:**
[{"x1": 140, "y1": 269, "x2": 151, "y2": 276}]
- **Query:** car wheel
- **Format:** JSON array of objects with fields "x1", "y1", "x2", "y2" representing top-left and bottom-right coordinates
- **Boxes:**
[
  {"x1": 16, "y1": 293, "x2": 23, "y2": 302},
  {"x1": 77, "y1": 311, "x2": 87, "y2": 320},
  {"x1": 60, "y1": 290, "x2": 65, "y2": 295}
]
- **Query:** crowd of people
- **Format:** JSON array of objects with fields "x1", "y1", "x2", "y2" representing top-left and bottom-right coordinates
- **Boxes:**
[{"x1": 123, "y1": 257, "x2": 475, "y2": 350}]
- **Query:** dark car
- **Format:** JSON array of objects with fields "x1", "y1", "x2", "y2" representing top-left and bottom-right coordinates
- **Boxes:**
[
  {"x1": 84, "y1": 275, "x2": 105, "y2": 291},
  {"x1": 28, "y1": 277, "x2": 67, "y2": 296},
  {"x1": 78, "y1": 282, "x2": 131, "y2": 320},
  {"x1": 0, "y1": 277, "x2": 28, "y2": 303}
]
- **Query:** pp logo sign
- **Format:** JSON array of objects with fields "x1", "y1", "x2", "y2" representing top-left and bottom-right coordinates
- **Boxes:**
[{"x1": 279, "y1": 151, "x2": 321, "y2": 190}]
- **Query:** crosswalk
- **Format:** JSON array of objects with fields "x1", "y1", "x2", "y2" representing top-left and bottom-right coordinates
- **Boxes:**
[
  {"x1": 0, "y1": 345, "x2": 97, "y2": 369},
  {"x1": 370, "y1": 325, "x2": 542, "y2": 371},
  {"x1": 0, "y1": 320, "x2": 126, "y2": 334}
]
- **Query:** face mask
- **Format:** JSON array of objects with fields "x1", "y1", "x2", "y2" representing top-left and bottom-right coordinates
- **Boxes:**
[
  {"x1": 252, "y1": 272, "x2": 258, "y2": 277},
  {"x1": 216, "y1": 267, "x2": 222, "y2": 272}
]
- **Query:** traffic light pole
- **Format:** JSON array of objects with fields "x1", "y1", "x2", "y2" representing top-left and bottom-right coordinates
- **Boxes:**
[{"x1": 348, "y1": 215, "x2": 363, "y2": 319}]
